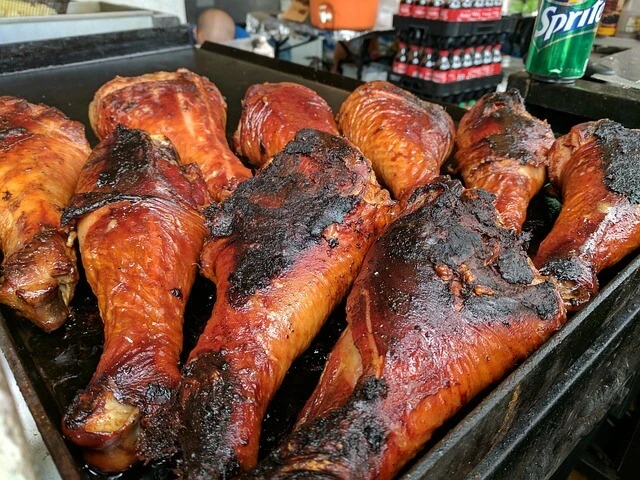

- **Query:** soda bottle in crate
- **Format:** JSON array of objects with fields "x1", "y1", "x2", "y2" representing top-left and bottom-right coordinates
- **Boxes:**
[
  {"x1": 492, "y1": 43, "x2": 502, "y2": 75},
  {"x1": 462, "y1": 45, "x2": 474, "y2": 79},
  {"x1": 474, "y1": 0, "x2": 486, "y2": 20},
  {"x1": 432, "y1": 49, "x2": 451, "y2": 83},
  {"x1": 418, "y1": 34, "x2": 434, "y2": 81},
  {"x1": 429, "y1": 0, "x2": 444, "y2": 19},
  {"x1": 406, "y1": 28, "x2": 424, "y2": 77},
  {"x1": 419, "y1": 44, "x2": 436, "y2": 81},
  {"x1": 391, "y1": 3, "x2": 508, "y2": 99},
  {"x1": 482, "y1": 40, "x2": 494, "y2": 77},
  {"x1": 414, "y1": 0, "x2": 430, "y2": 18},
  {"x1": 472, "y1": 40, "x2": 485, "y2": 79},
  {"x1": 449, "y1": 47, "x2": 465, "y2": 82},
  {"x1": 392, "y1": 30, "x2": 410, "y2": 75},
  {"x1": 442, "y1": 0, "x2": 462, "y2": 21},
  {"x1": 493, "y1": 0, "x2": 503, "y2": 19},
  {"x1": 460, "y1": 0, "x2": 474, "y2": 21},
  {"x1": 398, "y1": 0, "x2": 416, "y2": 16}
]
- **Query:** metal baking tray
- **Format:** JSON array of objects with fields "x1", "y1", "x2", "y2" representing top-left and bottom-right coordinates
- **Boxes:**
[{"x1": 1, "y1": 43, "x2": 639, "y2": 480}]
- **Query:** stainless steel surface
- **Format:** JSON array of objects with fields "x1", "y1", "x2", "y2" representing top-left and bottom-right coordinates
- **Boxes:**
[
  {"x1": 0, "y1": 354, "x2": 59, "y2": 480},
  {"x1": 594, "y1": 47, "x2": 640, "y2": 89},
  {"x1": 0, "y1": 1, "x2": 180, "y2": 44},
  {"x1": 0, "y1": 354, "x2": 37, "y2": 480}
]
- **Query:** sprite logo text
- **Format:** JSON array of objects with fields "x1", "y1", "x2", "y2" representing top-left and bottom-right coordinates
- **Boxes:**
[{"x1": 533, "y1": 0, "x2": 605, "y2": 46}]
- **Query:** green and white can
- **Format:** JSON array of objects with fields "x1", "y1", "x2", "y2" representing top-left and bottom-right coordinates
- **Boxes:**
[{"x1": 526, "y1": 0, "x2": 606, "y2": 83}]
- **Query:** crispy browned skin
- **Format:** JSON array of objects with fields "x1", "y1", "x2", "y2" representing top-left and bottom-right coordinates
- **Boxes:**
[
  {"x1": 176, "y1": 129, "x2": 393, "y2": 479},
  {"x1": 534, "y1": 120, "x2": 640, "y2": 311},
  {"x1": 61, "y1": 126, "x2": 210, "y2": 472},
  {"x1": 453, "y1": 90, "x2": 555, "y2": 232},
  {"x1": 337, "y1": 81, "x2": 455, "y2": 200},
  {"x1": 245, "y1": 178, "x2": 566, "y2": 480},
  {"x1": 0, "y1": 96, "x2": 89, "y2": 331},
  {"x1": 89, "y1": 68, "x2": 251, "y2": 201},
  {"x1": 233, "y1": 82, "x2": 339, "y2": 167}
]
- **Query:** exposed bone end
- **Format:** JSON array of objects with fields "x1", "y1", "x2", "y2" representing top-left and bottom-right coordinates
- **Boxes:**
[
  {"x1": 82, "y1": 431, "x2": 139, "y2": 474},
  {"x1": 0, "y1": 230, "x2": 78, "y2": 332},
  {"x1": 62, "y1": 385, "x2": 140, "y2": 472}
]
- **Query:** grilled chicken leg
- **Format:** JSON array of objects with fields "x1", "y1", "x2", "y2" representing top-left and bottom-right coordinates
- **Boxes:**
[
  {"x1": 176, "y1": 129, "x2": 392, "y2": 479},
  {"x1": 61, "y1": 126, "x2": 210, "y2": 472},
  {"x1": 453, "y1": 89, "x2": 555, "y2": 232},
  {"x1": 337, "y1": 81, "x2": 455, "y2": 200},
  {"x1": 246, "y1": 178, "x2": 566, "y2": 480},
  {"x1": 233, "y1": 82, "x2": 339, "y2": 167},
  {"x1": 89, "y1": 69, "x2": 251, "y2": 201},
  {"x1": 534, "y1": 120, "x2": 640, "y2": 310},
  {"x1": 0, "y1": 96, "x2": 90, "y2": 331}
]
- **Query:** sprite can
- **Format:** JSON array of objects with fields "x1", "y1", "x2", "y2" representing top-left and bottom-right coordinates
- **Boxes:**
[{"x1": 525, "y1": 0, "x2": 606, "y2": 83}]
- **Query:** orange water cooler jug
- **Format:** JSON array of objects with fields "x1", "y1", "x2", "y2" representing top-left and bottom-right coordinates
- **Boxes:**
[{"x1": 310, "y1": 0, "x2": 380, "y2": 30}]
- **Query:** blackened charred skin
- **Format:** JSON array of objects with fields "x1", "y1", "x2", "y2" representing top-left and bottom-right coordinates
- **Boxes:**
[
  {"x1": 207, "y1": 129, "x2": 362, "y2": 307},
  {"x1": 464, "y1": 279, "x2": 559, "y2": 322},
  {"x1": 376, "y1": 179, "x2": 560, "y2": 324},
  {"x1": 497, "y1": 249, "x2": 535, "y2": 285},
  {"x1": 96, "y1": 125, "x2": 156, "y2": 188},
  {"x1": 465, "y1": 90, "x2": 545, "y2": 165},
  {"x1": 484, "y1": 134, "x2": 536, "y2": 164},
  {"x1": 62, "y1": 125, "x2": 209, "y2": 225},
  {"x1": 137, "y1": 400, "x2": 179, "y2": 462},
  {"x1": 540, "y1": 258, "x2": 587, "y2": 283},
  {"x1": 591, "y1": 120, "x2": 640, "y2": 204},
  {"x1": 242, "y1": 378, "x2": 388, "y2": 480},
  {"x1": 178, "y1": 351, "x2": 242, "y2": 480},
  {"x1": 521, "y1": 280, "x2": 562, "y2": 321},
  {"x1": 538, "y1": 258, "x2": 598, "y2": 309},
  {"x1": 458, "y1": 89, "x2": 553, "y2": 168}
]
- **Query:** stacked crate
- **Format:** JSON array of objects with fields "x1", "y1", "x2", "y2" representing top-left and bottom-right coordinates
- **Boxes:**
[{"x1": 390, "y1": 1, "x2": 516, "y2": 106}]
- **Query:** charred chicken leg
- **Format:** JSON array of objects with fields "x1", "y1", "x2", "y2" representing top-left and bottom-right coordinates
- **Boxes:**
[
  {"x1": 176, "y1": 129, "x2": 392, "y2": 479},
  {"x1": 246, "y1": 178, "x2": 566, "y2": 480},
  {"x1": 233, "y1": 82, "x2": 339, "y2": 167},
  {"x1": 453, "y1": 89, "x2": 555, "y2": 232},
  {"x1": 337, "y1": 81, "x2": 455, "y2": 200},
  {"x1": 61, "y1": 125, "x2": 210, "y2": 472},
  {"x1": 89, "y1": 69, "x2": 251, "y2": 201},
  {"x1": 534, "y1": 120, "x2": 640, "y2": 310},
  {"x1": 0, "y1": 96, "x2": 90, "y2": 331}
]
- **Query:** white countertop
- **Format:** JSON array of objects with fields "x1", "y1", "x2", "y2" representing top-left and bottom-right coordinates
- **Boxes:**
[{"x1": 0, "y1": 352, "x2": 62, "y2": 480}]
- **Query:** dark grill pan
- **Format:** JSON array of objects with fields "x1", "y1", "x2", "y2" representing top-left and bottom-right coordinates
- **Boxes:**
[{"x1": 0, "y1": 42, "x2": 639, "y2": 480}]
